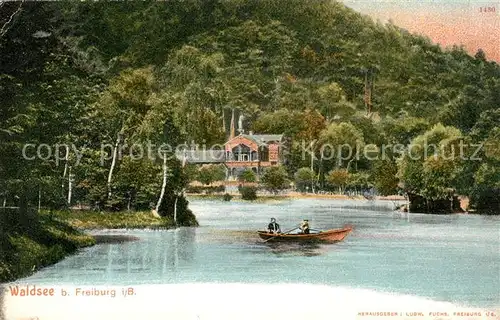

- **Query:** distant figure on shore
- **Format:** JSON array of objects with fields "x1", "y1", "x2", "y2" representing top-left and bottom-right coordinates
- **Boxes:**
[
  {"x1": 267, "y1": 218, "x2": 281, "y2": 234},
  {"x1": 300, "y1": 219, "x2": 310, "y2": 234}
]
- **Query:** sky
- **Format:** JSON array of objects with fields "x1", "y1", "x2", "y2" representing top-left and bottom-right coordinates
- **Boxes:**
[{"x1": 342, "y1": 0, "x2": 500, "y2": 62}]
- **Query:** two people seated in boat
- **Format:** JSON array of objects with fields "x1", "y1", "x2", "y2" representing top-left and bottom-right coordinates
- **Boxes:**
[
  {"x1": 267, "y1": 218, "x2": 312, "y2": 234},
  {"x1": 267, "y1": 217, "x2": 281, "y2": 234}
]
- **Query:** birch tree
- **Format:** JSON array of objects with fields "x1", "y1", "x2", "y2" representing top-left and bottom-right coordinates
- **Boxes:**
[
  {"x1": 154, "y1": 154, "x2": 168, "y2": 218},
  {"x1": 95, "y1": 68, "x2": 155, "y2": 199}
]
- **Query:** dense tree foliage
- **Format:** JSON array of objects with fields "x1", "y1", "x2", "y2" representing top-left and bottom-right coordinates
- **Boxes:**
[
  {"x1": 261, "y1": 166, "x2": 290, "y2": 194},
  {"x1": 0, "y1": 0, "x2": 498, "y2": 214},
  {"x1": 326, "y1": 169, "x2": 350, "y2": 193},
  {"x1": 239, "y1": 169, "x2": 257, "y2": 183},
  {"x1": 197, "y1": 164, "x2": 226, "y2": 186},
  {"x1": 294, "y1": 167, "x2": 315, "y2": 192},
  {"x1": 238, "y1": 185, "x2": 258, "y2": 201}
]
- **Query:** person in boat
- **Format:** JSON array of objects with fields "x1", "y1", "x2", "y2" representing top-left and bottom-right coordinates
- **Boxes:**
[
  {"x1": 267, "y1": 218, "x2": 281, "y2": 234},
  {"x1": 299, "y1": 219, "x2": 310, "y2": 234}
]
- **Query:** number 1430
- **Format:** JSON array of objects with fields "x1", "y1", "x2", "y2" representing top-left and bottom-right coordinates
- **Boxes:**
[{"x1": 479, "y1": 6, "x2": 496, "y2": 13}]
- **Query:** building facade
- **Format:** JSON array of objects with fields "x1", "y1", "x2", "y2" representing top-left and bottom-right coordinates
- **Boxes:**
[
  {"x1": 224, "y1": 133, "x2": 283, "y2": 179},
  {"x1": 177, "y1": 132, "x2": 284, "y2": 180}
]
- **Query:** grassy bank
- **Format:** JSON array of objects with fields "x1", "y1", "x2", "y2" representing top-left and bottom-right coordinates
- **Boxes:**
[
  {"x1": 0, "y1": 208, "x2": 95, "y2": 283},
  {"x1": 49, "y1": 210, "x2": 177, "y2": 230},
  {"x1": 0, "y1": 209, "x2": 197, "y2": 283}
]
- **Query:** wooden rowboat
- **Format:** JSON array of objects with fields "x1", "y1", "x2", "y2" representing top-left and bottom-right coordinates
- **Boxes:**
[{"x1": 257, "y1": 226, "x2": 353, "y2": 243}]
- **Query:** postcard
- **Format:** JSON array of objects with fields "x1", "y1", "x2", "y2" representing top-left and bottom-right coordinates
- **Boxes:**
[{"x1": 0, "y1": 0, "x2": 498, "y2": 319}]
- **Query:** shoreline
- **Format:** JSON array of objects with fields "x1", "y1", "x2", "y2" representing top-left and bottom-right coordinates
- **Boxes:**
[
  {"x1": 49, "y1": 210, "x2": 177, "y2": 230},
  {"x1": 0, "y1": 210, "x2": 197, "y2": 284},
  {"x1": 186, "y1": 193, "x2": 480, "y2": 213},
  {"x1": 0, "y1": 196, "x2": 489, "y2": 284},
  {"x1": 0, "y1": 209, "x2": 95, "y2": 284},
  {"x1": 186, "y1": 192, "x2": 406, "y2": 201}
]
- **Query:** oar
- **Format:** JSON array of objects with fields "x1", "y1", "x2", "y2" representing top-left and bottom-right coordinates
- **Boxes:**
[{"x1": 263, "y1": 225, "x2": 300, "y2": 243}]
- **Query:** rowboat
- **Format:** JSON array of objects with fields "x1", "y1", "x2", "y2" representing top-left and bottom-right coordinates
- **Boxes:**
[{"x1": 257, "y1": 225, "x2": 353, "y2": 243}]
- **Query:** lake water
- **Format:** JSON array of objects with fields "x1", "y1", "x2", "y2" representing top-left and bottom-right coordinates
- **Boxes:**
[{"x1": 3, "y1": 199, "x2": 499, "y2": 319}]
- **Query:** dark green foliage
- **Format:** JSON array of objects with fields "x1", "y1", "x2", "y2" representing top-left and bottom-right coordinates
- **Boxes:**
[
  {"x1": 371, "y1": 160, "x2": 399, "y2": 196},
  {"x1": 294, "y1": 167, "x2": 315, "y2": 192},
  {"x1": 238, "y1": 185, "x2": 258, "y2": 200},
  {"x1": 0, "y1": 208, "x2": 95, "y2": 283},
  {"x1": 0, "y1": 0, "x2": 498, "y2": 214},
  {"x1": 197, "y1": 165, "x2": 226, "y2": 186},
  {"x1": 223, "y1": 193, "x2": 233, "y2": 201},
  {"x1": 158, "y1": 193, "x2": 199, "y2": 227},
  {"x1": 408, "y1": 193, "x2": 463, "y2": 214},
  {"x1": 260, "y1": 166, "x2": 290, "y2": 194},
  {"x1": 239, "y1": 169, "x2": 257, "y2": 183}
]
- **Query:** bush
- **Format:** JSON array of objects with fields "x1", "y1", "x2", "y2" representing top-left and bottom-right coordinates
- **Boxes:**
[
  {"x1": 326, "y1": 169, "x2": 350, "y2": 193},
  {"x1": 223, "y1": 193, "x2": 233, "y2": 201},
  {"x1": 261, "y1": 166, "x2": 289, "y2": 194},
  {"x1": 239, "y1": 169, "x2": 257, "y2": 183},
  {"x1": 294, "y1": 167, "x2": 315, "y2": 192},
  {"x1": 104, "y1": 196, "x2": 126, "y2": 212},
  {"x1": 198, "y1": 164, "x2": 226, "y2": 185},
  {"x1": 239, "y1": 186, "x2": 257, "y2": 200}
]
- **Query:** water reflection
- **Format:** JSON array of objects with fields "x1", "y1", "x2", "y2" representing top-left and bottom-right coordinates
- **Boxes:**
[
  {"x1": 81, "y1": 228, "x2": 199, "y2": 279},
  {"x1": 407, "y1": 214, "x2": 461, "y2": 225},
  {"x1": 263, "y1": 242, "x2": 327, "y2": 257},
  {"x1": 18, "y1": 199, "x2": 500, "y2": 307},
  {"x1": 201, "y1": 228, "x2": 331, "y2": 257},
  {"x1": 201, "y1": 228, "x2": 259, "y2": 244},
  {"x1": 166, "y1": 227, "x2": 196, "y2": 271}
]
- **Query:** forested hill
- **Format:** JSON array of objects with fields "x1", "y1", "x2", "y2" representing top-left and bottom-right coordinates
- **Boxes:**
[{"x1": 0, "y1": 0, "x2": 499, "y2": 213}]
